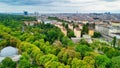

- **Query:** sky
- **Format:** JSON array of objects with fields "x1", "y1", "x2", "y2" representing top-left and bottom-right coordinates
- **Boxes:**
[{"x1": 0, "y1": 0, "x2": 120, "y2": 13}]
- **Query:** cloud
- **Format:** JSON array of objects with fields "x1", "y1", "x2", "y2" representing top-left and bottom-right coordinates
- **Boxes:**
[
  {"x1": 101, "y1": 0, "x2": 118, "y2": 2},
  {"x1": 0, "y1": 0, "x2": 120, "y2": 13},
  {"x1": 0, "y1": 0, "x2": 69, "y2": 6},
  {"x1": 0, "y1": 0, "x2": 52, "y2": 5}
]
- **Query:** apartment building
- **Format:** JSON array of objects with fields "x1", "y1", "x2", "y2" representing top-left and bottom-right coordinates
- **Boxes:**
[
  {"x1": 68, "y1": 24, "x2": 74, "y2": 30},
  {"x1": 74, "y1": 28, "x2": 81, "y2": 38},
  {"x1": 95, "y1": 24, "x2": 120, "y2": 35},
  {"x1": 61, "y1": 27, "x2": 67, "y2": 36},
  {"x1": 110, "y1": 21, "x2": 120, "y2": 26},
  {"x1": 88, "y1": 29, "x2": 94, "y2": 36}
]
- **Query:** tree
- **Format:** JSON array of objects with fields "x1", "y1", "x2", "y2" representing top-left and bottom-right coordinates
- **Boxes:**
[
  {"x1": 53, "y1": 40, "x2": 63, "y2": 47},
  {"x1": 0, "y1": 25, "x2": 11, "y2": 33},
  {"x1": 93, "y1": 32, "x2": 102, "y2": 38},
  {"x1": 0, "y1": 40, "x2": 8, "y2": 48},
  {"x1": 67, "y1": 29, "x2": 75, "y2": 38},
  {"x1": 58, "y1": 48, "x2": 81, "y2": 65},
  {"x1": 73, "y1": 23, "x2": 76, "y2": 29},
  {"x1": 38, "y1": 54, "x2": 58, "y2": 65},
  {"x1": 75, "y1": 45, "x2": 92, "y2": 59},
  {"x1": 0, "y1": 57, "x2": 16, "y2": 68},
  {"x1": 65, "y1": 23, "x2": 68, "y2": 29},
  {"x1": 61, "y1": 36, "x2": 74, "y2": 46},
  {"x1": 111, "y1": 56, "x2": 120, "y2": 68},
  {"x1": 118, "y1": 40, "x2": 120, "y2": 49},
  {"x1": 9, "y1": 36, "x2": 21, "y2": 47},
  {"x1": 18, "y1": 58, "x2": 31, "y2": 68},
  {"x1": 95, "y1": 55, "x2": 110, "y2": 68},
  {"x1": 18, "y1": 53, "x2": 31, "y2": 68},
  {"x1": 105, "y1": 48, "x2": 120, "y2": 58},
  {"x1": 79, "y1": 39, "x2": 90, "y2": 46},
  {"x1": 81, "y1": 24, "x2": 89, "y2": 35},
  {"x1": 53, "y1": 40, "x2": 63, "y2": 55},
  {"x1": 83, "y1": 56, "x2": 95, "y2": 68},
  {"x1": 71, "y1": 58, "x2": 87, "y2": 68},
  {"x1": 46, "y1": 29, "x2": 62, "y2": 43},
  {"x1": 113, "y1": 36, "x2": 116, "y2": 48},
  {"x1": 62, "y1": 22, "x2": 66, "y2": 27},
  {"x1": 45, "y1": 61, "x2": 70, "y2": 68}
]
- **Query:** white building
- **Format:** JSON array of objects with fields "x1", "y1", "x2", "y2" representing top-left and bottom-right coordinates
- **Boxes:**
[
  {"x1": 82, "y1": 21, "x2": 88, "y2": 24},
  {"x1": 74, "y1": 28, "x2": 81, "y2": 38},
  {"x1": 0, "y1": 46, "x2": 21, "y2": 62},
  {"x1": 95, "y1": 24, "x2": 120, "y2": 46},
  {"x1": 78, "y1": 24, "x2": 83, "y2": 29},
  {"x1": 68, "y1": 24, "x2": 74, "y2": 30},
  {"x1": 71, "y1": 38, "x2": 81, "y2": 43},
  {"x1": 82, "y1": 35, "x2": 92, "y2": 43},
  {"x1": 95, "y1": 24, "x2": 109, "y2": 35},
  {"x1": 110, "y1": 21, "x2": 120, "y2": 26},
  {"x1": 95, "y1": 24, "x2": 120, "y2": 35}
]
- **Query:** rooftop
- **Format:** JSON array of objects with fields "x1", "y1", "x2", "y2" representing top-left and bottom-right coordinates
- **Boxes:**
[{"x1": 0, "y1": 46, "x2": 18, "y2": 57}]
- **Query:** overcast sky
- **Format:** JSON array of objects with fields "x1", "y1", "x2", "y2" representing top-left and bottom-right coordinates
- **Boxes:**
[{"x1": 0, "y1": 0, "x2": 120, "y2": 13}]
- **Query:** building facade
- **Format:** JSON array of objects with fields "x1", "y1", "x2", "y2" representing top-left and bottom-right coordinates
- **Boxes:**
[
  {"x1": 61, "y1": 28, "x2": 67, "y2": 36},
  {"x1": 74, "y1": 28, "x2": 81, "y2": 38},
  {"x1": 68, "y1": 24, "x2": 74, "y2": 30},
  {"x1": 88, "y1": 29, "x2": 94, "y2": 36}
]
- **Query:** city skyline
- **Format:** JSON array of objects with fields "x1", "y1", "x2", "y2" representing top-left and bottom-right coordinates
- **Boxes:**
[{"x1": 0, "y1": 0, "x2": 120, "y2": 13}]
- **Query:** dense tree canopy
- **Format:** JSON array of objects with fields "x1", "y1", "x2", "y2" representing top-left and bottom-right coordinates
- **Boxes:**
[
  {"x1": 0, "y1": 57, "x2": 16, "y2": 68},
  {"x1": 0, "y1": 14, "x2": 120, "y2": 68},
  {"x1": 111, "y1": 56, "x2": 120, "y2": 68}
]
